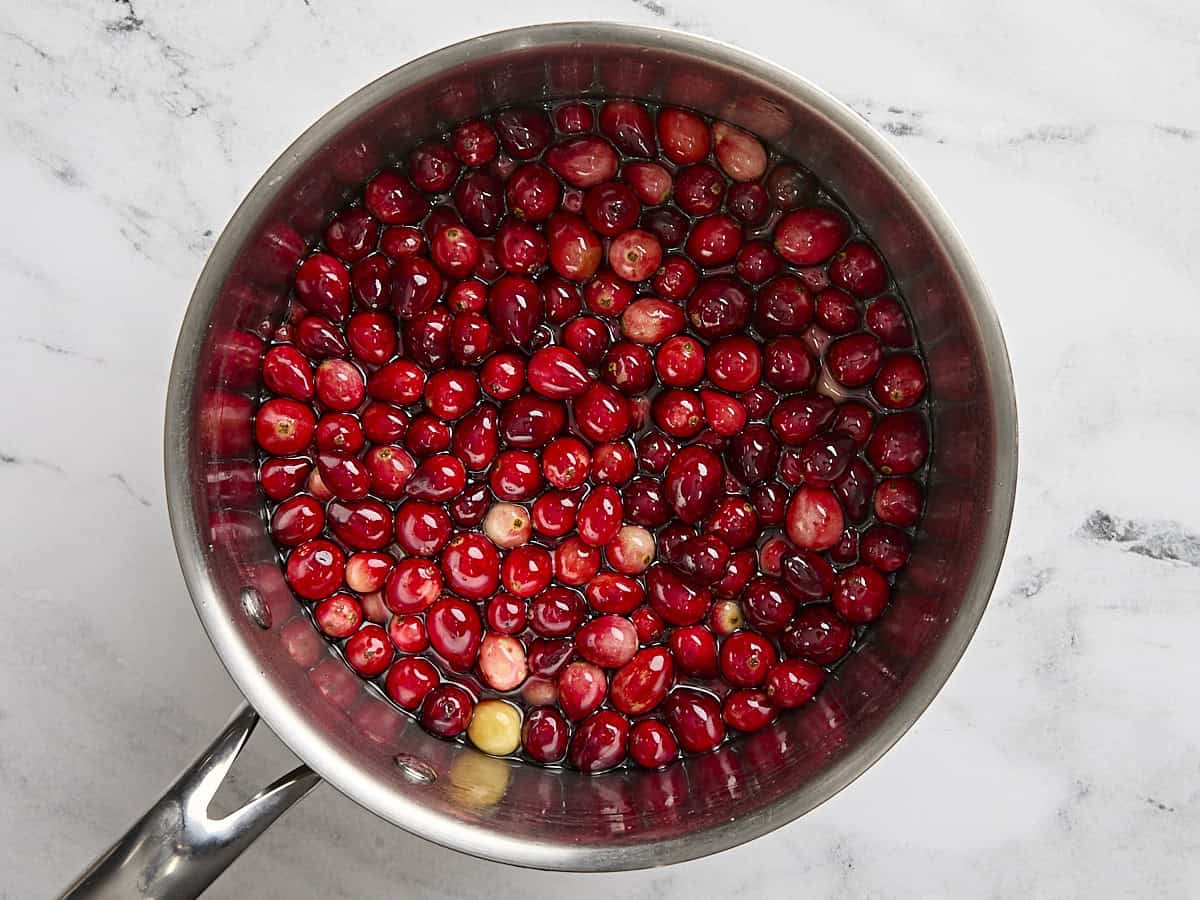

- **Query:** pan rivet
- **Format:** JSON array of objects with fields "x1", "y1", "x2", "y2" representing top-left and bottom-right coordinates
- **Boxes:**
[
  {"x1": 394, "y1": 755, "x2": 437, "y2": 784},
  {"x1": 240, "y1": 587, "x2": 272, "y2": 629}
]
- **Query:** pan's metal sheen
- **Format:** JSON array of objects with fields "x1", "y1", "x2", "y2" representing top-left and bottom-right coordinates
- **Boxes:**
[{"x1": 64, "y1": 22, "x2": 1017, "y2": 897}]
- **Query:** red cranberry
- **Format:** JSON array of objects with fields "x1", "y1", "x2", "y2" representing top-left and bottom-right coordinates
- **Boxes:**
[
  {"x1": 628, "y1": 719, "x2": 677, "y2": 768},
  {"x1": 648, "y1": 336, "x2": 701, "y2": 388},
  {"x1": 875, "y1": 477, "x2": 923, "y2": 527},
  {"x1": 622, "y1": 299, "x2": 685, "y2": 345},
  {"x1": 631, "y1": 606, "x2": 664, "y2": 643},
  {"x1": 685, "y1": 214, "x2": 743, "y2": 268},
  {"x1": 522, "y1": 707, "x2": 570, "y2": 763},
  {"x1": 271, "y1": 495, "x2": 323, "y2": 546},
  {"x1": 572, "y1": 383, "x2": 632, "y2": 443},
  {"x1": 383, "y1": 558, "x2": 440, "y2": 614},
  {"x1": 833, "y1": 458, "x2": 875, "y2": 523},
  {"x1": 769, "y1": 393, "x2": 835, "y2": 446},
  {"x1": 295, "y1": 315, "x2": 348, "y2": 359},
  {"x1": 366, "y1": 359, "x2": 424, "y2": 406},
  {"x1": 866, "y1": 411, "x2": 929, "y2": 475},
  {"x1": 606, "y1": 646, "x2": 673, "y2": 718},
  {"x1": 406, "y1": 141, "x2": 457, "y2": 192},
  {"x1": 499, "y1": 395, "x2": 566, "y2": 449},
  {"x1": 492, "y1": 219, "x2": 547, "y2": 275},
  {"x1": 664, "y1": 688, "x2": 725, "y2": 753},
  {"x1": 285, "y1": 539, "x2": 344, "y2": 599},
  {"x1": 833, "y1": 400, "x2": 876, "y2": 446},
  {"x1": 255, "y1": 399, "x2": 315, "y2": 455},
  {"x1": 872, "y1": 353, "x2": 927, "y2": 409},
  {"x1": 766, "y1": 162, "x2": 818, "y2": 209},
  {"x1": 403, "y1": 454, "x2": 467, "y2": 502},
  {"x1": 703, "y1": 497, "x2": 758, "y2": 549},
  {"x1": 699, "y1": 389, "x2": 747, "y2": 437},
  {"x1": 324, "y1": 208, "x2": 378, "y2": 263},
  {"x1": 600, "y1": 100, "x2": 656, "y2": 156},
  {"x1": 293, "y1": 254, "x2": 351, "y2": 324},
  {"x1": 765, "y1": 659, "x2": 825, "y2": 709},
  {"x1": 748, "y1": 481, "x2": 788, "y2": 527},
  {"x1": 591, "y1": 441, "x2": 637, "y2": 485},
  {"x1": 646, "y1": 565, "x2": 711, "y2": 626},
  {"x1": 436, "y1": 532, "x2": 498, "y2": 600},
  {"x1": 674, "y1": 163, "x2": 726, "y2": 216},
  {"x1": 830, "y1": 528, "x2": 860, "y2": 564},
  {"x1": 557, "y1": 661, "x2": 607, "y2": 720},
  {"x1": 452, "y1": 119, "x2": 499, "y2": 166},
  {"x1": 665, "y1": 534, "x2": 731, "y2": 586},
  {"x1": 701, "y1": 338, "x2": 759, "y2": 395},
  {"x1": 561, "y1": 315, "x2": 612, "y2": 366},
  {"x1": 490, "y1": 449, "x2": 542, "y2": 501},
  {"x1": 603, "y1": 341, "x2": 655, "y2": 394},
  {"x1": 313, "y1": 359, "x2": 364, "y2": 412},
  {"x1": 782, "y1": 605, "x2": 851, "y2": 664},
  {"x1": 866, "y1": 295, "x2": 914, "y2": 346},
  {"x1": 344, "y1": 624, "x2": 394, "y2": 677},
  {"x1": 773, "y1": 208, "x2": 849, "y2": 265},
  {"x1": 405, "y1": 415, "x2": 451, "y2": 457},
  {"x1": 480, "y1": 353, "x2": 525, "y2": 401},
  {"x1": 315, "y1": 450, "x2": 368, "y2": 500},
  {"x1": 532, "y1": 491, "x2": 578, "y2": 538},
  {"x1": 546, "y1": 135, "x2": 619, "y2": 188},
  {"x1": 722, "y1": 690, "x2": 778, "y2": 732},
  {"x1": 504, "y1": 162, "x2": 559, "y2": 222},
  {"x1": 553, "y1": 537, "x2": 602, "y2": 586},
  {"x1": 763, "y1": 337, "x2": 817, "y2": 391},
  {"x1": 452, "y1": 169, "x2": 504, "y2": 236},
  {"x1": 263, "y1": 345, "x2": 314, "y2": 401},
  {"x1": 486, "y1": 274, "x2": 543, "y2": 349},
  {"x1": 755, "y1": 276, "x2": 815, "y2": 337},
  {"x1": 576, "y1": 485, "x2": 623, "y2": 547},
  {"x1": 502, "y1": 545, "x2": 554, "y2": 598},
  {"x1": 327, "y1": 498, "x2": 392, "y2": 550},
  {"x1": 526, "y1": 346, "x2": 590, "y2": 400},
  {"x1": 547, "y1": 212, "x2": 603, "y2": 281},
  {"x1": 426, "y1": 597, "x2": 483, "y2": 672},
  {"x1": 830, "y1": 241, "x2": 888, "y2": 296},
  {"x1": 260, "y1": 457, "x2": 312, "y2": 501},
  {"x1": 797, "y1": 431, "x2": 857, "y2": 486},
  {"x1": 575, "y1": 615, "x2": 639, "y2": 669},
  {"x1": 385, "y1": 657, "x2": 439, "y2": 710},
  {"x1": 727, "y1": 182, "x2": 768, "y2": 225},
  {"x1": 608, "y1": 229, "x2": 663, "y2": 282},
  {"x1": 569, "y1": 709, "x2": 629, "y2": 773},
  {"x1": 640, "y1": 206, "x2": 689, "y2": 248},
  {"x1": 813, "y1": 287, "x2": 859, "y2": 334},
  {"x1": 833, "y1": 564, "x2": 890, "y2": 623},
  {"x1": 669, "y1": 625, "x2": 718, "y2": 677},
  {"x1": 583, "y1": 181, "x2": 641, "y2": 236},
  {"x1": 314, "y1": 594, "x2": 362, "y2": 638},
  {"x1": 725, "y1": 424, "x2": 780, "y2": 485},
  {"x1": 379, "y1": 225, "x2": 424, "y2": 260},
  {"x1": 581, "y1": 271, "x2": 634, "y2": 317},
  {"x1": 780, "y1": 548, "x2": 836, "y2": 602},
  {"x1": 483, "y1": 594, "x2": 526, "y2": 636},
  {"x1": 786, "y1": 484, "x2": 845, "y2": 550},
  {"x1": 686, "y1": 276, "x2": 752, "y2": 339},
  {"x1": 393, "y1": 500, "x2": 452, "y2": 556},
  {"x1": 713, "y1": 549, "x2": 756, "y2": 598},
  {"x1": 494, "y1": 107, "x2": 553, "y2": 159},
  {"x1": 825, "y1": 333, "x2": 882, "y2": 387},
  {"x1": 420, "y1": 683, "x2": 475, "y2": 738},
  {"x1": 527, "y1": 637, "x2": 575, "y2": 678},
  {"x1": 861, "y1": 523, "x2": 912, "y2": 572},
  {"x1": 540, "y1": 436, "x2": 590, "y2": 490},
  {"x1": 657, "y1": 108, "x2": 709, "y2": 164},
  {"x1": 344, "y1": 312, "x2": 396, "y2": 366},
  {"x1": 360, "y1": 445, "x2": 412, "y2": 500},
  {"x1": 364, "y1": 170, "x2": 428, "y2": 225},
  {"x1": 720, "y1": 631, "x2": 777, "y2": 688},
  {"x1": 651, "y1": 257, "x2": 697, "y2": 303},
  {"x1": 359, "y1": 404, "x2": 407, "y2": 446},
  {"x1": 450, "y1": 481, "x2": 490, "y2": 528},
  {"x1": 404, "y1": 306, "x2": 454, "y2": 370},
  {"x1": 582, "y1": 572, "x2": 644, "y2": 616},
  {"x1": 741, "y1": 577, "x2": 797, "y2": 634},
  {"x1": 554, "y1": 101, "x2": 594, "y2": 132},
  {"x1": 452, "y1": 404, "x2": 499, "y2": 471},
  {"x1": 622, "y1": 160, "x2": 672, "y2": 205}
]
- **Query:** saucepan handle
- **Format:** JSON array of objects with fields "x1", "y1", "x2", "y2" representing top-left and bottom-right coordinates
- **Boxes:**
[{"x1": 59, "y1": 703, "x2": 320, "y2": 899}]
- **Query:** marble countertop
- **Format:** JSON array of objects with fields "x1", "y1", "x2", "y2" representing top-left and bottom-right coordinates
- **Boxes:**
[{"x1": 3, "y1": 1, "x2": 1198, "y2": 897}]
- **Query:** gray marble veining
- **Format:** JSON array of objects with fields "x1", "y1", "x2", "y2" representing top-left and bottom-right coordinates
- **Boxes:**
[{"x1": 1, "y1": 1, "x2": 1198, "y2": 897}]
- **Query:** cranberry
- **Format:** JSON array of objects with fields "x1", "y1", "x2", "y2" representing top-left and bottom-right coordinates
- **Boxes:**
[
  {"x1": 557, "y1": 661, "x2": 607, "y2": 720},
  {"x1": 591, "y1": 441, "x2": 637, "y2": 484},
  {"x1": 295, "y1": 316, "x2": 348, "y2": 359},
  {"x1": 262, "y1": 346, "x2": 314, "y2": 401},
  {"x1": 477, "y1": 632, "x2": 528, "y2": 692},
  {"x1": 703, "y1": 496, "x2": 758, "y2": 549},
  {"x1": 546, "y1": 135, "x2": 619, "y2": 188},
  {"x1": 714, "y1": 549, "x2": 756, "y2": 598},
  {"x1": 486, "y1": 594, "x2": 528, "y2": 635},
  {"x1": 669, "y1": 626, "x2": 718, "y2": 677},
  {"x1": 562, "y1": 316, "x2": 612, "y2": 366},
  {"x1": 580, "y1": 271, "x2": 633, "y2": 317},
  {"x1": 538, "y1": 436, "x2": 588, "y2": 490},
  {"x1": 600, "y1": 100, "x2": 656, "y2": 156},
  {"x1": 830, "y1": 241, "x2": 888, "y2": 296},
  {"x1": 547, "y1": 212, "x2": 603, "y2": 281},
  {"x1": 420, "y1": 683, "x2": 475, "y2": 738},
  {"x1": 573, "y1": 615, "x2": 638, "y2": 669},
  {"x1": 526, "y1": 346, "x2": 590, "y2": 399},
  {"x1": 341, "y1": 624, "x2": 392, "y2": 677},
  {"x1": 723, "y1": 690, "x2": 778, "y2": 732},
  {"x1": 527, "y1": 637, "x2": 575, "y2": 679},
  {"x1": 674, "y1": 164, "x2": 726, "y2": 216},
  {"x1": 603, "y1": 341, "x2": 655, "y2": 394},
  {"x1": 260, "y1": 457, "x2": 312, "y2": 501},
  {"x1": 477, "y1": 355, "x2": 523, "y2": 401},
  {"x1": 363, "y1": 169, "x2": 427, "y2": 225},
  {"x1": 659, "y1": 445, "x2": 721, "y2": 524},
  {"x1": 583, "y1": 181, "x2": 641, "y2": 236},
  {"x1": 324, "y1": 208, "x2": 378, "y2": 263},
  {"x1": 437, "y1": 533, "x2": 498, "y2": 600},
  {"x1": 622, "y1": 160, "x2": 672, "y2": 205},
  {"x1": 549, "y1": 540, "x2": 600, "y2": 588},
  {"x1": 608, "y1": 229, "x2": 663, "y2": 282},
  {"x1": 708, "y1": 598, "x2": 744, "y2": 635},
  {"x1": 358, "y1": 404, "x2": 406, "y2": 446},
  {"x1": 640, "y1": 206, "x2": 689, "y2": 248},
  {"x1": 271, "y1": 495, "x2": 324, "y2": 546},
  {"x1": 729, "y1": 181, "x2": 769, "y2": 225},
  {"x1": 648, "y1": 336, "x2": 700, "y2": 388},
  {"x1": 572, "y1": 383, "x2": 632, "y2": 443},
  {"x1": 875, "y1": 477, "x2": 923, "y2": 527},
  {"x1": 358, "y1": 445, "x2": 410, "y2": 499},
  {"x1": 711, "y1": 121, "x2": 767, "y2": 181},
  {"x1": 686, "y1": 276, "x2": 752, "y2": 339},
  {"x1": 833, "y1": 564, "x2": 890, "y2": 623},
  {"x1": 651, "y1": 258, "x2": 697, "y2": 304},
  {"x1": 293, "y1": 253, "x2": 351, "y2": 322},
  {"x1": 452, "y1": 119, "x2": 499, "y2": 166},
  {"x1": 385, "y1": 657, "x2": 439, "y2": 710},
  {"x1": 285, "y1": 539, "x2": 344, "y2": 599},
  {"x1": 725, "y1": 424, "x2": 780, "y2": 485},
  {"x1": 255, "y1": 399, "x2": 315, "y2": 455},
  {"x1": 824, "y1": 333, "x2": 881, "y2": 388},
  {"x1": 485, "y1": 274, "x2": 542, "y2": 349},
  {"x1": 405, "y1": 414, "x2": 451, "y2": 457},
  {"x1": 872, "y1": 353, "x2": 927, "y2": 409},
  {"x1": 382, "y1": 559, "x2": 439, "y2": 615},
  {"x1": 393, "y1": 500, "x2": 452, "y2": 556},
  {"x1": 453, "y1": 170, "x2": 504, "y2": 236},
  {"x1": 326, "y1": 498, "x2": 392, "y2": 550},
  {"x1": 698, "y1": 389, "x2": 746, "y2": 437},
  {"x1": 313, "y1": 450, "x2": 367, "y2": 500},
  {"x1": 657, "y1": 108, "x2": 709, "y2": 164},
  {"x1": 685, "y1": 215, "x2": 743, "y2": 268},
  {"x1": 831, "y1": 458, "x2": 873, "y2": 522},
  {"x1": 764, "y1": 162, "x2": 816, "y2": 209},
  {"x1": 833, "y1": 400, "x2": 876, "y2": 446},
  {"x1": 786, "y1": 484, "x2": 845, "y2": 551},
  {"x1": 313, "y1": 593, "x2": 362, "y2": 638},
  {"x1": 664, "y1": 688, "x2": 725, "y2": 753},
  {"x1": 522, "y1": 706, "x2": 570, "y2": 763},
  {"x1": 742, "y1": 576, "x2": 797, "y2": 633},
  {"x1": 773, "y1": 208, "x2": 849, "y2": 265},
  {"x1": 866, "y1": 411, "x2": 929, "y2": 475},
  {"x1": 720, "y1": 631, "x2": 777, "y2": 687},
  {"x1": 763, "y1": 337, "x2": 817, "y2": 391},
  {"x1": 866, "y1": 295, "x2": 914, "y2": 346},
  {"x1": 344, "y1": 551, "x2": 392, "y2": 594},
  {"x1": 576, "y1": 485, "x2": 623, "y2": 546},
  {"x1": 554, "y1": 101, "x2": 594, "y2": 133},
  {"x1": 450, "y1": 481, "x2": 490, "y2": 528},
  {"x1": 780, "y1": 606, "x2": 849, "y2": 664},
  {"x1": 499, "y1": 395, "x2": 566, "y2": 449},
  {"x1": 646, "y1": 565, "x2": 711, "y2": 625},
  {"x1": 502, "y1": 545, "x2": 554, "y2": 598},
  {"x1": 426, "y1": 597, "x2": 483, "y2": 672},
  {"x1": 504, "y1": 162, "x2": 559, "y2": 223},
  {"x1": 569, "y1": 709, "x2": 629, "y2": 773},
  {"x1": 779, "y1": 548, "x2": 835, "y2": 602},
  {"x1": 584, "y1": 572, "x2": 645, "y2": 615},
  {"x1": 532, "y1": 490, "x2": 579, "y2": 538},
  {"x1": 379, "y1": 225, "x2": 424, "y2": 260},
  {"x1": 490, "y1": 449, "x2": 542, "y2": 501},
  {"x1": 830, "y1": 528, "x2": 860, "y2": 564},
  {"x1": 494, "y1": 107, "x2": 553, "y2": 159},
  {"x1": 621, "y1": 299, "x2": 685, "y2": 345},
  {"x1": 628, "y1": 719, "x2": 678, "y2": 768},
  {"x1": 755, "y1": 276, "x2": 815, "y2": 337},
  {"x1": 861, "y1": 523, "x2": 912, "y2": 572},
  {"x1": 812, "y1": 287, "x2": 858, "y2": 335}
]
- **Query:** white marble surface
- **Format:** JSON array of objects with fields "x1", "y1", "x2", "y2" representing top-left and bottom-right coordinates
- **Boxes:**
[{"x1": 2, "y1": 1, "x2": 1199, "y2": 897}]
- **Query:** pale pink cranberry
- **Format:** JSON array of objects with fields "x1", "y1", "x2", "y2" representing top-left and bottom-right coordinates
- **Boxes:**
[
  {"x1": 575, "y1": 615, "x2": 638, "y2": 668},
  {"x1": 712, "y1": 121, "x2": 767, "y2": 181},
  {"x1": 478, "y1": 633, "x2": 529, "y2": 691},
  {"x1": 606, "y1": 525, "x2": 655, "y2": 575},
  {"x1": 546, "y1": 135, "x2": 619, "y2": 187},
  {"x1": 483, "y1": 501, "x2": 532, "y2": 548},
  {"x1": 773, "y1": 208, "x2": 849, "y2": 265},
  {"x1": 707, "y1": 598, "x2": 744, "y2": 635},
  {"x1": 621, "y1": 298, "x2": 685, "y2": 345},
  {"x1": 608, "y1": 229, "x2": 663, "y2": 282},
  {"x1": 557, "y1": 661, "x2": 607, "y2": 720},
  {"x1": 622, "y1": 160, "x2": 672, "y2": 204},
  {"x1": 786, "y1": 485, "x2": 845, "y2": 550},
  {"x1": 547, "y1": 212, "x2": 603, "y2": 281},
  {"x1": 657, "y1": 108, "x2": 710, "y2": 165}
]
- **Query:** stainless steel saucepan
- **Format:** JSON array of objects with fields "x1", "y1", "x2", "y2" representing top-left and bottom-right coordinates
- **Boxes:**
[{"x1": 62, "y1": 22, "x2": 1017, "y2": 898}]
